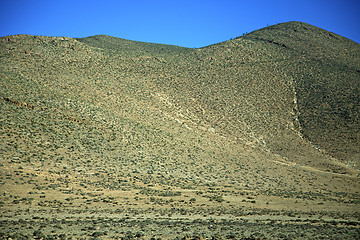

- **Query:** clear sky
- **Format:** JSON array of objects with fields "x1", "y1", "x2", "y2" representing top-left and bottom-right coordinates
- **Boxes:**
[{"x1": 1, "y1": 0, "x2": 359, "y2": 48}]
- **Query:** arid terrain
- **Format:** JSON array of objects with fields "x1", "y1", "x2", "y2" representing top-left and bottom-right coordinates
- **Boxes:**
[{"x1": 1, "y1": 21, "x2": 359, "y2": 239}]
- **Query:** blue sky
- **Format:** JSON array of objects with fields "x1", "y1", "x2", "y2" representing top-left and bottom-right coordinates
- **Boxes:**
[{"x1": 1, "y1": 0, "x2": 359, "y2": 48}]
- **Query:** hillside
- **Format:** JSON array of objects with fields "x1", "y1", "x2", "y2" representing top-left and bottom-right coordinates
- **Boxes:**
[{"x1": 0, "y1": 21, "x2": 359, "y2": 239}]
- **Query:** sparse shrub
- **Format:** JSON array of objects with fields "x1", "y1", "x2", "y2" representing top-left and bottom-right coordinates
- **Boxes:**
[
  {"x1": 33, "y1": 230, "x2": 45, "y2": 239},
  {"x1": 207, "y1": 194, "x2": 224, "y2": 203}
]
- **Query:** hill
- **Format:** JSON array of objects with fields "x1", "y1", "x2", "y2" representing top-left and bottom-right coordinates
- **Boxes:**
[{"x1": 0, "y1": 21, "x2": 359, "y2": 239}]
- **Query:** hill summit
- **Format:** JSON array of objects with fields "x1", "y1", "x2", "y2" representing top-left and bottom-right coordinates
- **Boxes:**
[{"x1": 1, "y1": 21, "x2": 359, "y2": 239}]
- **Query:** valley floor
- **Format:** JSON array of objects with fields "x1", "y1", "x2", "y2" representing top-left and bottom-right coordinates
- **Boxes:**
[
  {"x1": 1, "y1": 208, "x2": 359, "y2": 239},
  {"x1": 1, "y1": 186, "x2": 359, "y2": 239}
]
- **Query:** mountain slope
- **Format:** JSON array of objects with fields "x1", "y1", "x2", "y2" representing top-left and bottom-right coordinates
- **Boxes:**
[
  {"x1": 76, "y1": 34, "x2": 191, "y2": 56},
  {"x1": 132, "y1": 21, "x2": 359, "y2": 173},
  {"x1": 0, "y1": 21, "x2": 359, "y2": 238},
  {"x1": 241, "y1": 21, "x2": 360, "y2": 167}
]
